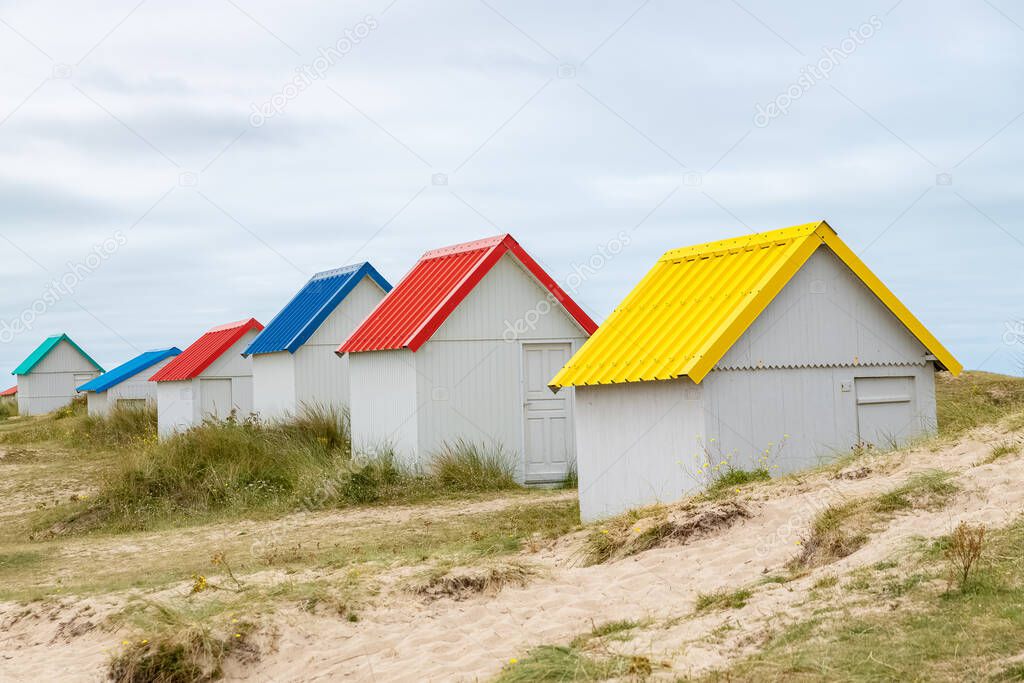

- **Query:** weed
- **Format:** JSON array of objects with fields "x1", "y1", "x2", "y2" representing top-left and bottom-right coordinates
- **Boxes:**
[
  {"x1": 411, "y1": 561, "x2": 536, "y2": 600},
  {"x1": 946, "y1": 521, "x2": 986, "y2": 591}
]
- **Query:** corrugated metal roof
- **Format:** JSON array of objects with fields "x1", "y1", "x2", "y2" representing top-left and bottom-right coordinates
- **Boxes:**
[
  {"x1": 150, "y1": 319, "x2": 263, "y2": 382},
  {"x1": 77, "y1": 347, "x2": 182, "y2": 393},
  {"x1": 0, "y1": 386, "x2": 16, "y2": 397},
  {"x1": 338, "y1": 234, "x2": 597, "y2": 353},
  {"x1": 12, "y1": 334, "x2": 104, "y2": 376},
  {"x1": 244, "y1": 262, "x2": 391, "y2": 356},
  {"x1": 550, "y1": 220, "x2": 962, "y2": 388}
]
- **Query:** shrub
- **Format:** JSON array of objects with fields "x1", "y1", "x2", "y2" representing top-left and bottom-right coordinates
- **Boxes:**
[
  {"x1": 0, "y1": 399, "x2": 17, "y2": 421},
  {"x1": 946, "y1": 521, "x2": 986, "y2": 591}
]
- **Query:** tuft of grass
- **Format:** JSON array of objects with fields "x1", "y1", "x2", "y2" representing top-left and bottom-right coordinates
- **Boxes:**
[
  {"x1": 428, "y1": 438, "x2": 518, "y2": 492},
  {"x1": 588, "y1": 619, "x2": 643, "y2": 639},
  {"x1": 983, "y1": 442, "x2": 1019, "y2": 465},
  {"x1": 411, "y1": 560, "x2": 537, "y2": 600},
  {"x1": 935, "y1": 371, "x2": 1024, "y2": 437},
  {"x1": 694, "y1": 588, "x2": 753, "y2": 613},
  {"x1": 497, "y1": 645, "x2": 651, "y2": 682},
  {"x1": 872, "y1": 470, "x2": 958, "y2": 513},
  {"x1": 703, "y1": 466, "x2": 771, "y2": 499},
  {"x1": 108, "y1": 601, "x2": 257, "y2": 683},
  {"x1": 812, "y1": 574, "x2": 839, "y2": 590}
]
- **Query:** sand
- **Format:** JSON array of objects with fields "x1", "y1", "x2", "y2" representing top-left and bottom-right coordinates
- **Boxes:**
[{"x1": 2, "y1": 426, "x2": 1022, "y2": 682}]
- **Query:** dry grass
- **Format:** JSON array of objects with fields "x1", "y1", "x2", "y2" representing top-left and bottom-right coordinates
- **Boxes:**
[
  {"x1": 581, "y1": 500, "x2": 750, "y2": 566},
  {"x1": 410, "y1": 560, "x2": 538, "y2": 600},
  {"x1": 935, "y1": 371, "x2": 1024, "y2": 437},
  {"x1": 694, "y1": 588, "x2": 753, "y2": 613}
]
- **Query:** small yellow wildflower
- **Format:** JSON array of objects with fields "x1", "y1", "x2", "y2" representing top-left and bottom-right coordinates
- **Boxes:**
[
  {"x1": 234, "y1": 633, "x2": 242, "y2": 639},
  {"x1": 122, "y1": 641, "x2": 130, "y2": 646},
  {"x1": 509, "y1": 658, "x2": 519, "y2": 665},
  {"x1": 141, "y1": 639, "x2": 148, "y2": 645}
]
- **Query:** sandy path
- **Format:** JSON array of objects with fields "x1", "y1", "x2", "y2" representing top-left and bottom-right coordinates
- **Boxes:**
[{"x1": 232, "y1": 430, "x2": 1022, "y2": 682}]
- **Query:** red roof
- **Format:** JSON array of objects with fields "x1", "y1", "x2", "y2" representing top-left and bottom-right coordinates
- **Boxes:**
[
  {"x1": 0, "y1": 385, "x2": 16, "y2": 397},
  {"x1": 150, "y1": 318, "x2": 263, "y2": 382},
  {"x1": 338, "y1": 234, "x2": 597, "y2": 353}
]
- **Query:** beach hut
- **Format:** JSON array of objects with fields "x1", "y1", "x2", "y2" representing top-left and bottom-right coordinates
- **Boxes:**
[
  {"x1": 150, "y1": 319, "x2": 264, "y2": 437},
  {"x1": 550, "y1": 220, "x2": 962, "y2": 521},
  {"x1": 339, "y1": 234, "x2": 597, "y2": 484},
  {"x1": 0, "y1": 386, "x2": 16, "y2": 412},
  {"x1": 244, "y1": 263, "x2": 391, "y2": 421},
  {"x1": 12, "y1": 334, "x2": 103, "y2": 415},
  {"x1": 76, "y1": 347, "x2": 182, "y2": 416}
]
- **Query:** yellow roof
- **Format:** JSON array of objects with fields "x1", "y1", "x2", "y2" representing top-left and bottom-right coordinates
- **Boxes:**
[{"x1": 550, "y1": 220, "x2": 961, "y2": 388}]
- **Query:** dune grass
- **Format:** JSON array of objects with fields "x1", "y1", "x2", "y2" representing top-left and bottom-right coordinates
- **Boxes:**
[
  {"x1": 38, "y1": 414, "x2": 525, "y2": 534},
  {"x1": 935, "y1": 371, "x2": 1024, "y2": 437},
  {"x1": 789, "y1": 470, "x2": 958, "y2": 570},
  {"x1": 0, "y1": 399, "x2": 17, "y2": 421},
  {"x1": 713, "y1": 517, "x2": 1024, "y2": 681},
  {"x1": 1, "y1": 399, "x2": 155, "y2": 449},
  {"x1": 429, "y1": 438, "x2": 518, "y2": 491}
]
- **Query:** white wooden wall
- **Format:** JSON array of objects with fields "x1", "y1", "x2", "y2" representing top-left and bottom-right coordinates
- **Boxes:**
[
  {"x1": 251, "y1": 352, "x2": 296, "y2": 421},
  {"x1": 349, "y1": 349, "x2": 420, "y2": 463},
  {"x1": 574, "y1": 379, "x2": 705, "y2": 521},
  {"x1": 17, "y1": 340, "x2": 100, "y2": 415}
]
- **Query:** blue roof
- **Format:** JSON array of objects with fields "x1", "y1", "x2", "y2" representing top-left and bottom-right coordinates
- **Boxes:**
[
  {"x1": 76, "y1": 347, "x2": 182, "y2": 393},
  {"x1": 244, "y1": 262, "x2": 391, "y2": 356}
]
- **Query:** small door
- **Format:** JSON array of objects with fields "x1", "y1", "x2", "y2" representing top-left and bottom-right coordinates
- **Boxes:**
[
  {"x1": 200, "y1": 379, "x2": 234, "y2": 420},
  {"x1": 523, "y1": 343, "x2": 575, "y2": 484},
  {"x1": 855, "y1": 376, "x2": 917, "y2": 448}
]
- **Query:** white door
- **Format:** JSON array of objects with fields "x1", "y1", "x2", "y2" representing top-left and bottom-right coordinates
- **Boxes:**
[
  {"x1": 523, "y1": 343, "x2": 575, "y2": 484},
  {"x1": 200, "y1": 379, "x2": 234, "y2": 420},
  {"x1": 855, "y1": 376, "x2": 917, "y2": 448}
]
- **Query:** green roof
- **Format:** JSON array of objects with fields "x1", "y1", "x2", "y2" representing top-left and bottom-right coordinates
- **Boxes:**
[{"x1": 12, "y1": 334, "x2": 104, "y2": 376}]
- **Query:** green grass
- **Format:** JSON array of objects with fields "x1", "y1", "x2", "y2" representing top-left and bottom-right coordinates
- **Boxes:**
[
  {"x1": 695, "y1": 588, "x2": 753, "y2": 613},
  {"x1": 703, "y1": 466, "x2": 771, "y2": 499},
  {"x1": 496, "y1": 645, "x2": 652, "y2": 682},
  {"x1": 710, "y1": 517, "x2": 1024, "y2": 681},
  {"x1": 872, "y1": 470, "x2": 959, "y2": 513},
  {"x1": 0, "y1": 400, "x2": 154, "y2": 449},
  {"x1": 429, "y1": 438, "x2": 518, "y2": 492},
  {"x1": 0, "y1": 398, "x2": 17, "y2": 421}
]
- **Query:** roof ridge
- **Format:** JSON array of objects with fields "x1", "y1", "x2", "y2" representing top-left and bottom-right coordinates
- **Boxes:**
[
  {"x1": 311, "y1": 263, "x2": 366, "y2": 280},
  {"x1": 208, "y1": 318, "x2": 259, "y2": 333},
  {"x1": 660, "y1": 221, "x2": 827, "y2": 262},
  {"x1": 421, "y1": 234, "x2": 509, "y2": 259}
]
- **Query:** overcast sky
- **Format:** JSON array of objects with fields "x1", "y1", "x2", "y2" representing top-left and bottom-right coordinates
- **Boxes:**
[{"x1": 0, "y1": 0, "x2": 1021, "y2": 379}]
